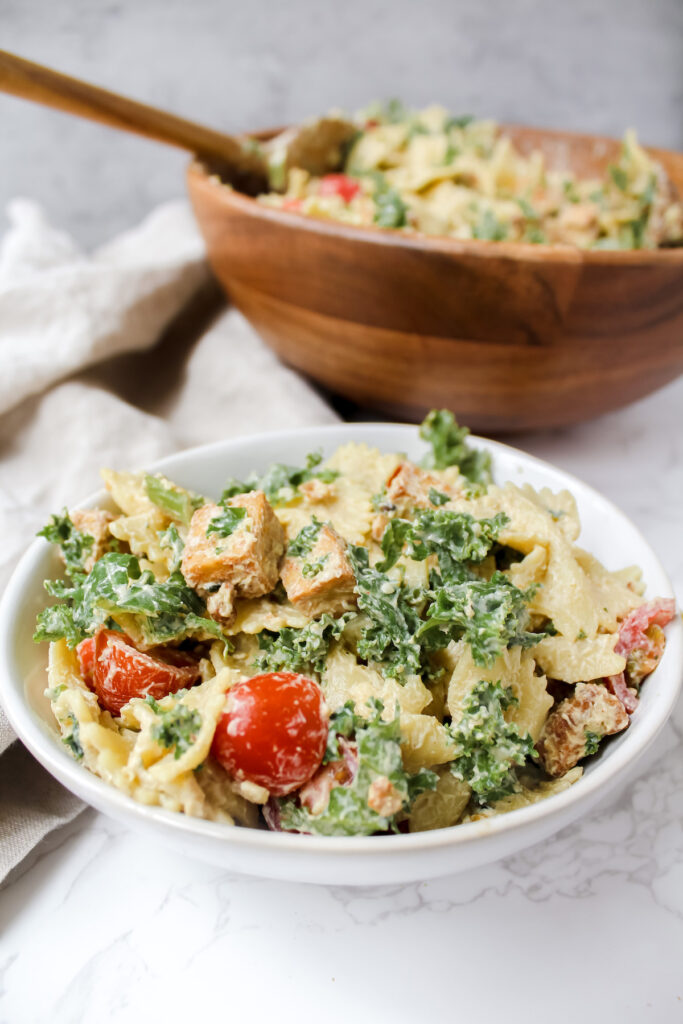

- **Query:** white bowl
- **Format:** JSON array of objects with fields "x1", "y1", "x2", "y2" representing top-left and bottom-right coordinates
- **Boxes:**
[{"x1": 0, "y1": 424, "x2": 680, "y2": 886}]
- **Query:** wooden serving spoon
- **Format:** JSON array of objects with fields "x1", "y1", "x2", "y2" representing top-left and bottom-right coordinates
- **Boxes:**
[{"x1": 0, "y1": 49, "x2": 356, "y2": 194}]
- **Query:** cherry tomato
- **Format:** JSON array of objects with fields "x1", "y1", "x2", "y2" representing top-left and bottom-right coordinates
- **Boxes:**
[
  {"x1": 210, "y1": 672, "x2": 328, "y2": 796},
  {"x1": 318, "y1": 174, "x2": 361, "y2": 204},
  {"x1": 76, "y1": 636, "x2": 96, "y2": 687},
  {"x1": 90, "y1": 629, "x2": 200, "y2": 715},
  {"x1": 281, "y1": 197, "x2": 302, "y2": 211}
]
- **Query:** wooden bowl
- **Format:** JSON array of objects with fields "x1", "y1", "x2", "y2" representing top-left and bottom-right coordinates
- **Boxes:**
[{"x1": 187, "y1": 124, "x2": 683, "y2": 433}]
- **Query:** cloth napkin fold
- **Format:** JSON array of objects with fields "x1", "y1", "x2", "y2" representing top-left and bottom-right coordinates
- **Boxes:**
[{"x1": 0, "y1": 198, "x2": 338, "y2": 881}]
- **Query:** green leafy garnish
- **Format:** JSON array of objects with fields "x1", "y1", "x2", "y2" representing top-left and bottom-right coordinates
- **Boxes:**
[
  {"x1": 428, "y1": 487, "x2": 450, "y2": 506},
  {"x1": 583, "y1": 729, "x2": 602, "y2": 757},
  {"x1": 37, "y1": 511, "x2": 94, "y2": 578},
  {"x1": 150, "y1": 700, "x2": 202, "y2": 760},
  {"x1": 302, "y1": 555, "x2": 328, "y2": 578},
  {"x1": 144, "y1": 475, "x2": 203, "y2": 526},
  {"x1": 448, "y1": 680, "x2": 534, "y2": 804},
  {"x1": 287, "y1": 517, "x2": 323, "y2": 558},
  {"x1": 278, "y1": 699, "x2": 437, "y2": 836},
  {"x1": 62, "y1": 714, "x2": 84, "y2": 760},
  {"x1": 417, "y1": 573, "x2": 540, "y2": 666},
  {"x1": 473, "y1": 209, "x2": 508, "y2": 241},
  {"x1": 34, "y1": 552, "x2": 212, "y2": 648},
  {"x1": 158, "y1": 524, "x2": 184, "y2": 573},
  {"x1": 206, "y1": 505, "x2": 248, "y2": 538},
  {"x1": 445, "y1": 114, "x2": 474, "y2": 130},
  {"x1": 373, "y1": 177, "x2": 409, "y2": 228},
  {"x1": 376, "y1": 509, "x2": 508, "y2": 579},
  {"x1": 221, "y1": 453, "x2": 337, "y2": 508},
  {"x1": 254, "y1": 614, "x2": 351, "y2": 675},
  {"x1": 608, "y1": 165, "x2": 628, "y2": 191},
  {"x1": 419, "y1": 409, "x2": 492, "y2": 485}
]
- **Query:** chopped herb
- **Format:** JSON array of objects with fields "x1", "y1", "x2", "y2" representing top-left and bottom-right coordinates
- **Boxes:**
[
  {"x1": 144, "y1": 475, "x2": 204, "y2": 526},
  {"x1": 62, "y1": 714, "x2": 84, "y2": 760},
  {"x1": 608, "y1": 165, "x2": 628, "y2": 191},
  {"x1": 206, "y1": 505, "x2": 248, "y2": 538},
  {"x1": 428, "y1": 487, "x2": 450, "y2": 506},
  {"x1": 442, "y1": 143, "x2": 459, "y2": 164},
  {"x1": 221, "y1": 452, "x2": 338, "y2": 507},
  {"x1": 278, "y1": 699, "x2": 437, "y2": 836},
  {"x1": 517, "y1": 197, "x2": 539, "y2": 220},
  {"x1": 562, "y1": 179, "x2": 581, "y2": 203},
  {"x1": 158, "y1": 524, "x2": 184, "y2": 573},
  {"x1": 583, "y1": 729, "x2": 602, "y2": 757},
  {"x1": 449, "y1": 680, "x2": 534, "y2": 804},
  {"x1": 37, "y1": 511, "x2": 94, "y2": 578},
  {"x1": 445, "y1": 114, "x2": 474, "y2": 130},
  {"x1": 151, "y1": 703, "x2": 202, "y2": 759},
  {"x1": 373, "y1": 179, "x2": 408, "y2": 228},
  {"x1": 419, "y1": 409, "x2": 492, "y2": 485},
  {"x1": 473, "y1": 209, "x2": 508, "y2": 241},
  {"x1": 254, "y1": 614, "x2": 351, "y2": 675},
  {"x1": 576, "y1": 629, "x2": 587, "y2": 640},
  {"x1": 287, "y1": 517, "x2": 323, "y2": 558},
  {"x1": 525, "y1": 226, "x2": 547, "y2": 244},
  {"x1": 302, "y1": 555, "x2": 329, "y2": 578}
]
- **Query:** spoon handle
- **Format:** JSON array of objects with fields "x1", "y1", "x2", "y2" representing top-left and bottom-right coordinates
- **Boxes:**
[{"x1": 0, "y1": 49, "x2": 250, "y2": 166}]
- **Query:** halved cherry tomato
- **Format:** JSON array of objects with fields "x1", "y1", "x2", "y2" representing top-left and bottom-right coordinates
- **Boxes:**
[
  {"x1": 210, "y1": 672, "x2": 328, "y2": 796},
  {"x1": 318, "y1": 173, "x2": 361, "y2": 203},
  {"x1": 76, "y1": 636, "x2": 96, "y2": 687},
  {"x1": 88, "y1": 629, "x2": 200, "y2": 715},
  {"x1": 281, "y1": 197, "x2": 302, "y2": 211}
]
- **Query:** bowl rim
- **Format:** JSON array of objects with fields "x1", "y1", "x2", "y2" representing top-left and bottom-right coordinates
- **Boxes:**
[
  {"x1": 188, "y1": 118, "x2": 683, "y2": 268},
  {"x1": 0, "y1": 422, "x2": 681, "y2": 860}
]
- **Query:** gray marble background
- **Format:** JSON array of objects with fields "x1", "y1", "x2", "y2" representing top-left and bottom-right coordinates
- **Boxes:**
[{"x1": 2, "y1": 0, "x2": 682, "y2": 247}]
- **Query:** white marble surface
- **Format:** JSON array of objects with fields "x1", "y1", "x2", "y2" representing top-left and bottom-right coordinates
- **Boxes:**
[{"x1": 1, "y1": 375, "x2": 682, "y2": 1024}]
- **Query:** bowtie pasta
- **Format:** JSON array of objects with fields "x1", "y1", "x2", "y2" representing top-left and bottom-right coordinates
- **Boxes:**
[
  {"x1": 258, "y1": 102, "x2": 683, "y2": 250},
  {"x1": 36, "y1": 411, "x2": 676, "y2": 836}
]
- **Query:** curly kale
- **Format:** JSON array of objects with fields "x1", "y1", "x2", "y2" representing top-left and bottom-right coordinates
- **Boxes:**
[
  {"x1": 419, "y1": 409, "x2": 492, "y2": 486},
  {"x1": 287, "y1": 517, "x2": 324, "y2": 558},
  {"x1": 148, "y1": 698, "x2": 201, "y2": 760},
  {"x1": 144, "y1": 474, "x2": 204, "y2": 526},
  {"x1": 417, "y1": 572, "x2": 540, "y2": 666},
  {"x1": 376, "y1": 509, "x2": 508, "y2": 580},
  {"x1": 278, "y1": 699, "x2": 437, "y2": 836},
  {"x1": 158, "y1": 524, "x2": 184, "y2": 573},
  {"x1": 448, "y1": 680, "x2": 535, "y2": 805},
  {"x1": 254, "y1": 614, "x2": 351, "y2": 675},
  {"x1": 220, "y1": 452, "x2": 338, "y2": 508},
  {"x1": 206, "y1": 505, "x2": 248, "y2": 538},
  {"x1": 37, "y1": 510, "x2": 94, "y2": 578},
  {"x1": 34, "y1": 551, "x2": 219, "y2": 648}
]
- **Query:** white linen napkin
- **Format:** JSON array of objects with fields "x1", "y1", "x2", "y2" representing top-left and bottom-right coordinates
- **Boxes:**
[{"x1": 0, "y1": 199, "x2": 338, "y2": 881}]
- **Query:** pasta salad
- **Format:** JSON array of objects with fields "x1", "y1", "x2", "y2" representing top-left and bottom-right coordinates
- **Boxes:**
[
  {"x1": 259, "y1": 102, "x2": 683, "y2": 250},
  {"x1": 35, "y1": 413, "x2": 676, "y2": 836}
]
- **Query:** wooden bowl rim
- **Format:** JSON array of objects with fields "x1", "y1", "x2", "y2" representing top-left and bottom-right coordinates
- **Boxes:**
[{"x1": 188, "y1": 120, "x2": 683, "y2": 267}]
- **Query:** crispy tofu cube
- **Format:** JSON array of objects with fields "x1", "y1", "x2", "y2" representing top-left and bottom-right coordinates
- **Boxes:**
[
  {"x1": 181, "y1": 491, "x2": 285, "y2": 598},
  {"x1": 280, "y1": 524, "x2": 357, "y2": 618},
  {"x1": 70, "y1": 509, "x2": 114, "y2": 572},
  {"x1": 384, "y1": 462, "x2": 460, "y2": 516}
]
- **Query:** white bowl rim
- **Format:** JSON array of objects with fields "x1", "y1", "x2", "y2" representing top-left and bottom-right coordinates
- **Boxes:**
[{"x1": 0, "y1": 422, "x2": 680, "y2": 861}]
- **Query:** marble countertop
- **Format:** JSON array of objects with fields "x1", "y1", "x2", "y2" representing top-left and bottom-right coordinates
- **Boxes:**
[{"x1": 1, "y1": 376, "x2": 682, "y2": 1024}]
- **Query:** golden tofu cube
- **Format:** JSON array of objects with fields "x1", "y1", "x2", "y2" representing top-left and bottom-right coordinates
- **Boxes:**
[
  {"x1": 181, "y1": 491, "x2": 285, "y2": 597},
  {"x1": 280, "y1": 524, "x2": 357, "y2": 618}
]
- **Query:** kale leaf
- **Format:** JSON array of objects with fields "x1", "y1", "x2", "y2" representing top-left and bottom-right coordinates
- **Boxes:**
[
  {"x1": 417, "y1": 572, "x2": 540, "y2": 666},
  {"x1": 37, "y1": 510, "x2": 94, "y2": 578},
  {"x1": 278, "y1": 699, "x2": 437, "y2": 836},
  {"x1": 419, "y1": 409, "x2": 492, "y2": 485},
  {"x1": 287, "y1": 517, "x2": 323, "y2": 558},
  {"x1": 473, "y1": 209, "x2": 508, "y2": 241},
  {"x1": 583, "y1": 729, "x2": 602, "y2": 758},
  {"x1": 144, "y1": 474, "x2": 204, "y2": 526},
  {"x1": 448, "y1": 680, "x2": 534, "y2": 805},
  {"x1": 34, "y1": 552, "x2": 214, "y2": 648},
  {"x1": 62, "y1": 714, "x2": 84, "y2": 760},
  {"x1": 254, "y1": 613, "x2": 350, "y2": 675},
  {"x1": 158, "y1": 524, "x2": 184, "y2": 573},
  {"x1": 149, "y1": 699, "x2": 202, "y2": 759},
  {"x1": 221, "y1": 452, "x2": 338, "y2": 507},
  {"x1": 347, "y1": 545, "x2": 425, "y2": 678},
  {"x1": 373, "y1": 178, "x2": 408, "y2": 228},
  {"x1": 206, "y1": 505, "x2": 248, "y2": 538},
  {"x1": 376, "y1": 509, "x2": 508, "y2": 579}
]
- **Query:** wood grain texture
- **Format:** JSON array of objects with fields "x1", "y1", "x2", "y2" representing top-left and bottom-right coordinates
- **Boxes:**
[{"x1": 187, "y1": 125, "x2": 683, "y2": 433}]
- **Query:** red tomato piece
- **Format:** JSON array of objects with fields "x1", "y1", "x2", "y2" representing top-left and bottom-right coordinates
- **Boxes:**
[
  {"x1": 76, "y1": 636, "x2": 96, "y2": 687},
  {"x1": 281, "y1": 197, "x2": 302, "y2": 211},
  {"x1": 615, "y1": 598, "x2": 675, "y2": 658},
  {"x1": 91, "y1": 629, "x2": 200, "y2": 715},
  {"x1": 210, "y1": 672, "x2": 328, "y2": 796},
  {"x1": 318, "y1": 174, "x2": 361, "y2": 203}
]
